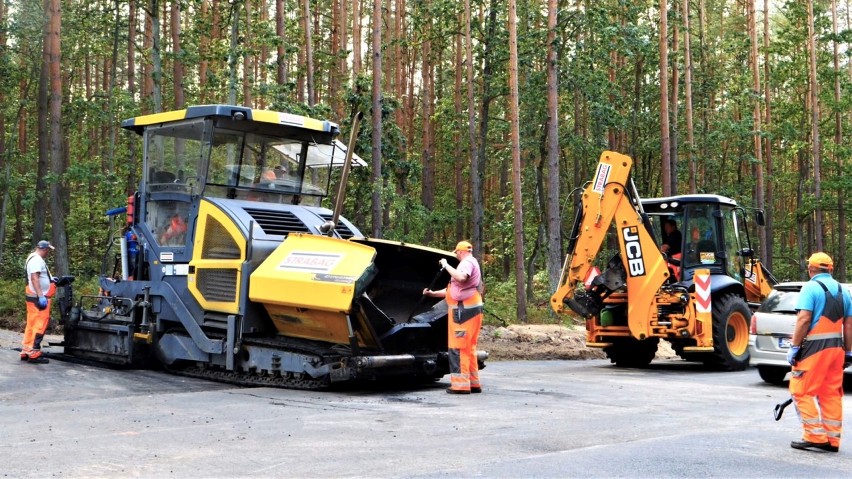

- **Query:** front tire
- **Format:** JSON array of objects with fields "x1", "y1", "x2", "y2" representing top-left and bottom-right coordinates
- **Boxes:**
[
  {"x1": 757, "y1": 365, "x2": 789, "y2": 384},
  {"x1": 703, "y1": 293, "x2": 751, "y2": 371}
]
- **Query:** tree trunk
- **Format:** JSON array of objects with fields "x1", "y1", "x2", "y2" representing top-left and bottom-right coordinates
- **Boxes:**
[
  {"x1": 243, "y1": 0, "x2": 253, "y2": 107},
  {"x1": 35, "y1": 0, "x2": 50, "y2": 244},
  {"x1": 227, "y1": 1, "x2": 239, "y2": 105},
  {"x1": 0, "y1": 0, "x2": 7, "y2": 263},
  {"x1": 171, "y1": 2, "x2": 184, "y2": 109},
  {"x1": 465, "y1": 0, "x2": 480, "y2": 257},
  {"x1": 142, "y1": 4, "x2": 153, "y2": 111},
  {"x1": 763, "y1": 0, "x2": 774, "y2": 271},
  {"x1": 421, "y1": 4, "x2": 434, "y2": 243},
  {"x1": 545, "y1": 0, "x2": 561, "y2": 294},
  {"x1": 127, "y1": 0, "x2": 138, "y2": 196},
  {"x1": 831, "y1": 0, "x2": 845, "y2": 280},
  {"x1": 353, "y1": 0, "x2": 361, "y2": 78},
  {"x1": 148, "y1": 0, "x2": 162, "y2": 112},
  {"x1": 394, "y1": 0, "x2": 404, "y2": 102},
  {"x1": 199, "y1": 0, "x2": 209, "y2": 100},
  {"x1": 807, "y1": 0, "x2": 823, "y2": 251},
  {"x1": 683, "y1": 0, "x2": 696, "y2": 194},
  {"x1": 670, "y1": 4, "x2": 679, "y2": 194},
  {"x1": 275, "y1": 0, "x2": 287, "y2": 86},
  {"x1": 474, "y1": 0, "x2": 498, "y2": 260},
  {"x1": 47, "y1": 0, "x2": 67, "y2": 274},
  {"x1": 454, "y1": 26, "x2": 464, "y2": 240},
  {"x1": 330, "y1": 0, "x2": 340, "y2": 114},
  {"x1": 748, "y1": 0, "x2": 766, "y2": 256},
  {"x1": 507, "y1": 0, "x2": 527, "y2": 322},
  {"x1": 371, "y1": 0, "x2": 383, "y2": 237},
  {"x1": 659, "y1": 0, "x2": 671, "y2": 196},
  {"x1": 258, "y1": 0, "x2": 268, "y2": 109},
  {"x1": 303, "y1": 0, "x2": 315, "y2": 107}
]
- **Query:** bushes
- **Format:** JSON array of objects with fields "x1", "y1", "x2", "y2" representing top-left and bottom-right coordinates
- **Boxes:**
[{"x1": 0, "y1": 279, "x2": 26, "y2": 331}]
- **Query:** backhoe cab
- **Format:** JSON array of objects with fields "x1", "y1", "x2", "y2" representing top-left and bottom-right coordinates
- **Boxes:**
[{"x1": 551, "y1": 151, "x2": 775, "y2": 370}]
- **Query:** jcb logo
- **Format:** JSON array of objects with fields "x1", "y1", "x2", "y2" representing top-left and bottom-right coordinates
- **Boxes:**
[{"x1": 622, "y1": 226, "x2": 646, "y2": 277}]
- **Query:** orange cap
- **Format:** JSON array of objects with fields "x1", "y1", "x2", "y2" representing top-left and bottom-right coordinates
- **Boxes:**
[
  {"x1": 807, "y1": 252, "x2": 833, "y2": 269},
  {"x1": 454, "y1": 241, "x2": 473, "y2": 252}
]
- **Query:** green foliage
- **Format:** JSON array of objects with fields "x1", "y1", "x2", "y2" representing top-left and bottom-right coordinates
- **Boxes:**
[{"x1": 0, "y1": 0, "x2": 850, "y2": 327}]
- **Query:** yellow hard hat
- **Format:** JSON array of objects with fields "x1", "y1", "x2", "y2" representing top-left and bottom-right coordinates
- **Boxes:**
[
  {"x1": 807, "y1": 252, "x2": 833, "y2": 269},
  {"x1": 454, "y1": 241, "x2": 473, "y2": 252}
]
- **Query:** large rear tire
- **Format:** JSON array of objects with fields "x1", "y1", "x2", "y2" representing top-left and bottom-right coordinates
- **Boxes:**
[
  {"x1": 703, "y1": 293, "x2": 751, "y2": 371},
  {"x1": 605, "y1": 338, "x2": 659, "y2": 368}
]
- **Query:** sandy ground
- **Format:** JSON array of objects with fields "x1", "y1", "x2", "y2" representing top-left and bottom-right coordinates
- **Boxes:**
[
  {"x1": 478, "y1": 324, "x2": 677, "y2": 361},
  {"x1": 0, "y1": 325, "x2": 677, "y2": 362}
]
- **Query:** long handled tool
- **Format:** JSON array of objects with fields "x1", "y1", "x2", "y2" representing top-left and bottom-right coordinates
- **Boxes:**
[
  {"x1": 406, "y1": 266, "x2": 445, "y2": 321},
  {"x1": 774, "y1": 398, "x2": 793, "y2": 421}
]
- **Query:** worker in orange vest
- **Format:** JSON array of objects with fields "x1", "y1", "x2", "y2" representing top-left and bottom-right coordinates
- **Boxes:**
[
  {"x1": 787, "y1": 252, "x2": 852, "y2": 452},
  {"x1": 21, "y1": 240, "x2": 57, "y2": 364},
  {"x1": 423, "y1": 241, "x2": 484, "y2": 394},
  {"x1": 159, "y1": 213, "x2": 187, "y2": 245}
]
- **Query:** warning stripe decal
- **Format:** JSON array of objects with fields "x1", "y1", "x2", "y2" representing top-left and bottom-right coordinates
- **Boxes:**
[{"x1": 694, "y1": 270, "x2": 711, "y2": 313}]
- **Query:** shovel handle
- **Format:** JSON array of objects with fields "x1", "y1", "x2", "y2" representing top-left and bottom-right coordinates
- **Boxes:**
[{"x1": 774, "y1": 398, "x2": 793, "y2": 421}]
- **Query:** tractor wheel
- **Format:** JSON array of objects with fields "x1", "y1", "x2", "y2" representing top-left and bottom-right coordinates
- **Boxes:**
[
  {"x1": 605, "y1": 338, "x2": 659, "y2": 368},
  {"x1": 703, "y1": 293, "x2": 751, "y2": 371}
]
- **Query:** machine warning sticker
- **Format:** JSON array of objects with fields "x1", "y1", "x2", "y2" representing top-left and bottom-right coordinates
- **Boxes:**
[
  {"x1": 592, "y1": 163, "x2": 611, "y2": 195},
  {"x1": 279, "y1": 112, "x2": 305, "y2": 127},
  {"x1": 278, "y1": 251, "x2": 343, "y2": 273},
  {"x1": 313, "y1": 273, "x2": 356, "y2": 284}
]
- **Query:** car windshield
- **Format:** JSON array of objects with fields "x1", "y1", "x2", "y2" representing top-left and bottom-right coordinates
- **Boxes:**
[{"x1": 758, "y1": 289, "x2": 800, "y2": 314}]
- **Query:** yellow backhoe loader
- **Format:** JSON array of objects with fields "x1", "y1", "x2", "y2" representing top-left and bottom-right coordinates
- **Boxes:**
[{"x1": 551, "y1": 151, "x2": 775, "y2": 370}]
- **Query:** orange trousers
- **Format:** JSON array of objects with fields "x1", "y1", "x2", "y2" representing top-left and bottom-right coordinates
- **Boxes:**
[
  {"x1": 22, "y1": 285, "x2": 54, "y2": 359},
  {"x1": 790, "y1": 339, "x2": 844, "y2": 447},
  {"x1": 446, "y1": 291, "x2": 483, "y2": 392}
]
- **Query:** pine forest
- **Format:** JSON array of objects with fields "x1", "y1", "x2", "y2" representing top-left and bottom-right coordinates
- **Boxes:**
[{"x1": 0, "y1": 0, "x2": 850, "y2": 323}]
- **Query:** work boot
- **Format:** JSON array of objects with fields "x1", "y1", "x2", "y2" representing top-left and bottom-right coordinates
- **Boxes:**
[
  {"x1": 26, "y1": 356, "x2": 49, "y2": 364},
  {"x1": 791, "y1": 440, "x2": 834, "y2": 452},
  {"x1": 446, "y1": 388, "x2": 470, "y2": 395}
]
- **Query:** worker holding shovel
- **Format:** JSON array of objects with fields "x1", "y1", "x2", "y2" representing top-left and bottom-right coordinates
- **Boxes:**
[{"x1": 423, "y1": 241, "x2": 484, "y2": 395}]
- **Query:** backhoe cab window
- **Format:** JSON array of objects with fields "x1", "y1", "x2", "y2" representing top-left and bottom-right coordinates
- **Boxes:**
[
  {"x1": 683, "y1": 205, "x2": 720, "y2": 267},
  {"x1": 205, "y1": 129, "x2": 338, "y2": 206}
]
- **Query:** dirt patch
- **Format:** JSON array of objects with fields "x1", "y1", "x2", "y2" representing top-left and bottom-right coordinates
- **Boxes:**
[{"x1": 479, "y1": 324, "x2": 677, "y2": 361}]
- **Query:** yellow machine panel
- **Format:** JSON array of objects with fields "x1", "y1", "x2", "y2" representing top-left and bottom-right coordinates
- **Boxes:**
[
  {"x1": 188, "y1": 200, "x2": 247, "y2": 314},
  {"x1": 249, "y1": 233, "x2": 377, "y2": 313}
]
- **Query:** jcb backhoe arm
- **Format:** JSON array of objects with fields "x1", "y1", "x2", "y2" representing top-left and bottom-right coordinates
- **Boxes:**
[{"x1": 550, "y1": 151, "x2": 671, "y2": 341}]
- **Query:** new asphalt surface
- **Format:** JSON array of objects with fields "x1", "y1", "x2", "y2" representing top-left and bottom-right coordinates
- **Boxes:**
[{"x1": 2, "y1": 344, "x2": 851, "y2": 478}]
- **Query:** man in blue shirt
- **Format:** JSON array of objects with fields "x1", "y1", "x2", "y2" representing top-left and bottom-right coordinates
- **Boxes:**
[{"x1": 787, "y1": 252, "x2": 852, "y2": 452}]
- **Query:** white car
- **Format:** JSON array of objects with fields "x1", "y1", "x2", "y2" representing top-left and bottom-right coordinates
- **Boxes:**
[{"x1": 749, "y1": 281, "x2": 852, "y2": 384}]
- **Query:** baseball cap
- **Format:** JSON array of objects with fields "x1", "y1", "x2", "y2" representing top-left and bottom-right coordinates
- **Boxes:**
[
  {"x1": 454, "y1": 241, "x2": 473, "y2": 253},
  {"x1": 807, "y1": 252, "x2": 833, "y2": 269},
  {"x1": 37, "y1": 240, "x2": 55, "y2": 250}
]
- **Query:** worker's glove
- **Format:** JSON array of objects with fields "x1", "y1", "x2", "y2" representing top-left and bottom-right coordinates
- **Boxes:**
[
  {"x1": 786, "y1": 345, "x2": 800, "y2": 366},
  {"x1": 36, "y1": 296, "x2": 48, "y2": 311},
  {"x1": 439, "y1": 258, "x2": 448, "y2": 269},
  {"x1": 844, "y1": 351, "x2": 852, "y2": 369}
]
